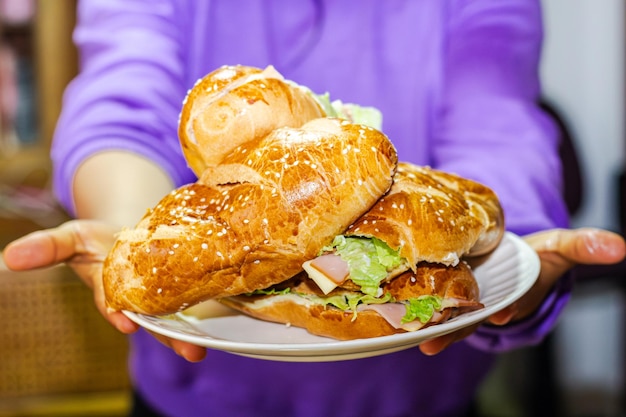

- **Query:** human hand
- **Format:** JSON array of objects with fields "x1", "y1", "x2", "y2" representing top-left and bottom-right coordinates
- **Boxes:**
[
  {"x1": 2, "y1": 220, "x2": 207, "y2": 362},
  {"x1": 419, "y1": 227, "x2": 626, "y2": 355}
]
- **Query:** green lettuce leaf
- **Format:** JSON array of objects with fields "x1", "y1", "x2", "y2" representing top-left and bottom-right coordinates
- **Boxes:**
[
  {"x1": 323, "y1": 235, "x2": 402, "y2": 297},
  {"x1": 314, "y1": 92, "x2": 338, "y2": 118},
  {"x1": 313, "y1": 93, "x2": 383, "y2": 130},
  {"x1": 246, "y1": 287, "x2": 292, "y2": 296},
  {"x1": 300, "y1": 291, "x2": 394, "y2": 321},
  {"x1": 402, "y1": 296, "x2": 443, "y2": 324}
]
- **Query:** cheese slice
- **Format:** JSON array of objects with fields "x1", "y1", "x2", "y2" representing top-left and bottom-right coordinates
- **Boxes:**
[{"x1": 302, "y1": 260, "x2": 339, "y2": 294}]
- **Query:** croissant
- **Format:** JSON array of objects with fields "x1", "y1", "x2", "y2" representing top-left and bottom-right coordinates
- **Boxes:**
[
  {"x1": 103, "y1": 118, "x2": 397, "y2": 314},
  {"x1": 220, "y1": 163, "x2": 504, "y2": 340},
  {"x1": 178, "y1": 65, "x2": 325, "y2": 176}
]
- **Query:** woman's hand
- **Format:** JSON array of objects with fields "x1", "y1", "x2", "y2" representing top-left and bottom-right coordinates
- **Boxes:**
[
  {"x1": 419, "y1": 227, "x2": 626, "y2": 355},
  {"x1": 2, "y1": 220, "x2": 208, "y2": 362}
]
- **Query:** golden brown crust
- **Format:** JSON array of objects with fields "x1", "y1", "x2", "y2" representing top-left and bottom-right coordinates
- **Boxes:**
[
  {"x1": 178, "y1": 65, "x2": 325, "y2": 176},
  {"x1": 421, "y1": 167, "x2": 504, "y2": 257},
  {"x1": 383, "y1": 261, "x2": 481, "y2": 307},
  {"x1": 103, "y1": 118, "x2": 397, "y2": 315},
  {"x1": 219, "y1": 297, "x2": 405, "y2": 340},
  {"x1": 344, "y1": 163, "x2": 504, "y2": 268}
]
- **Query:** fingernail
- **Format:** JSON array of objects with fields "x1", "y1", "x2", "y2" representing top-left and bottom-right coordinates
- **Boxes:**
[{"x1": 583, "y1": 230, "x2": 624, "y2": 258}]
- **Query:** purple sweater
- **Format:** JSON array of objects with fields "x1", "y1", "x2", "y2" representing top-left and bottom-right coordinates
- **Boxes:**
[{"x1": 52, "y1": 1, "x2": 570, "y2": 416}]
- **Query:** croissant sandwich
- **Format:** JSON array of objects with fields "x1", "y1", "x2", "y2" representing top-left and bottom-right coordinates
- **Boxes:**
[
  {"x1": 103, "y1": 116, "x2": 398, "y2": 315},
  {"x1": 103, "y1": 64, "x2": 505, "y2": 340},
  {"x1": 220, "y1": 163, "x2": 505, "y2": 339}
]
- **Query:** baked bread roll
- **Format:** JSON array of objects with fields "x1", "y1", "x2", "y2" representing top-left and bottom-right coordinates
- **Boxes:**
[
  {"x1": 178, "y1": 65, "x2": 325, "y2": 176},
  {"x1": 344, "y1": 163, "x2": 504, "y2": 268},
  {"x1": 103, "y1": 118, "x2": 397, "y2": 315},
  {"x1": 220, "y1": 162, "x2": 503, "y2": 339}
]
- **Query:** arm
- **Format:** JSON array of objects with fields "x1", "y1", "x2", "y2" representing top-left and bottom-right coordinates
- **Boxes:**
[
  {"x1": 51, "y1": 0, "x2": 196, "y2": 216},
  {"x1": 434, "y1": 0, "x2": 568, "y2": 234},
  {"x1": 2, "y1": 0, "x2": 207, "y2": 361},
  {"x1": 424, "y1": 0, "x2": 571, "y2": 353},
  {"x1": 73, "y1": 151, "x2": 173, "y2": 228}
]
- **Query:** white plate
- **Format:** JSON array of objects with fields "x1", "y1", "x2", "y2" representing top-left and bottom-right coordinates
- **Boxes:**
[{"x1": 123, "y1": 232, "x2": 539, "y2": 362}]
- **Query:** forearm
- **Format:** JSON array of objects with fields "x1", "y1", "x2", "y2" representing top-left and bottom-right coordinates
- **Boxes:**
[{"x1": 73, "y1": 151, "x2": 174, "y2": 228}]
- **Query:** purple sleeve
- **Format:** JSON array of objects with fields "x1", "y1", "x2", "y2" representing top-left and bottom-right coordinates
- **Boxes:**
[
  {"x1": 50, "y1": 0, "x2": 196, "y2": 216},
  {"x1": 434, "y1": 0, "x2": 572, "y2": 351}
]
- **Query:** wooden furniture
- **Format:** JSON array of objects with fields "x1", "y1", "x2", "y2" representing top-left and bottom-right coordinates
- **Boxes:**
[{"x1": 0, "y1": 1, "x2": 131, "y2": 415}]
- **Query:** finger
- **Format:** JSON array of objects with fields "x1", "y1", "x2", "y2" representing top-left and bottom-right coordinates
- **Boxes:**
[
  {"x1": 3, "y1": 221, "x2": 89, "y2": 270},
  {"x1": 487, "y1": 306, "x2": 516, "y2": 325},
  {"x1": 170, "y1": 340, "x2": 207, "y2": 362},
  {"x1": 108, "y1": 310, "x2": 140, "y2": 334},
  {"x1": 419, "y1": 323, "x2": 480, "y2": 356},
  {"x1": 148, "y1": 331, "x2": 207, "y2": 362},
  {"x1": 525, "y1": 228, "x2": 626, "y2": 266}
]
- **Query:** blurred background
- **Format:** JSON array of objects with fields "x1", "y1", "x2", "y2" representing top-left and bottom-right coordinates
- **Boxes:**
[{"x1": 0, "y1": 0, "x2": 624, "y2": 416}]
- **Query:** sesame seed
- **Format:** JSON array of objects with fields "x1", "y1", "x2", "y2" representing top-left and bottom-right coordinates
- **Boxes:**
[{"x1": 201, "y1": 243, "x2": 208, "y2": 249}]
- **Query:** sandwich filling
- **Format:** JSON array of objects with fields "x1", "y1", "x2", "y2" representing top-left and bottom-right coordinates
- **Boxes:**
[{"x1": 241, "y1": 235, "x2": 478, "y2": 331}]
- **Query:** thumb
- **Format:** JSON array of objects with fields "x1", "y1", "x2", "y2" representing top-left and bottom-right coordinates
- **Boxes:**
[
  {"x1": 3, "y1": 220, "x2": 118, "y2": 271},
  {"x1": 524, "y1": 227, "x2": 626, "y2": 266},
  {"x1": 3, "y1": 227, "x2": 79, "y2": 270}
]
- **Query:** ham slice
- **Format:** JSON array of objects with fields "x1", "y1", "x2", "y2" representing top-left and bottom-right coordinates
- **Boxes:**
[
  {"x1": 309, "y1": 253, "x2": 350, "y2": 283},
  {"x1": 357, "y1": 301, "x2": 460, "y2": 332}
]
